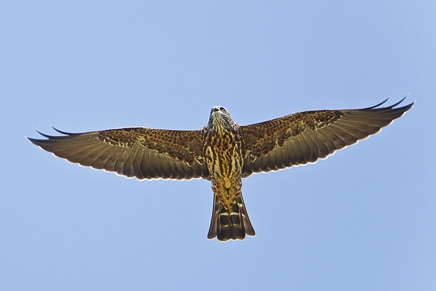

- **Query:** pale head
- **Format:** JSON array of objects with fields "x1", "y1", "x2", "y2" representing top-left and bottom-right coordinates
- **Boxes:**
[{"x1": 206, "y1": 106, "x2": 236, "y2": 130}]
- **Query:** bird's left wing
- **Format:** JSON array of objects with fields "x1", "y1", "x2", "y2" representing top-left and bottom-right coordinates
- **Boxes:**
[
  {"x1": 28, "y1": 127, "x2": 209, "y2": 180},
  {"x1": 240, "y1": 98, "x2": 413, "y2": 177}
]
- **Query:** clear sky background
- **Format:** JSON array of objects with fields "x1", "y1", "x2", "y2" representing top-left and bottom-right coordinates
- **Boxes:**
[{"x1": 1, "y1": 1, "x2": 435, "y2": 290}]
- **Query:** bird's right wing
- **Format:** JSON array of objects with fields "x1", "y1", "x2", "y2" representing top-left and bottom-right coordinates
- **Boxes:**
[
  {"x1": 241, "y1": 98, "x2": 413, "y2": 177},
  {"x1": 28, "y1": 127, "x2": 210, "y2": 180}
]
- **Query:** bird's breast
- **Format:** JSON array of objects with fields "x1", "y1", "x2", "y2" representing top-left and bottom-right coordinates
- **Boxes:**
[
  {"x1": 203, "y1": 130, "x2": 244, "y2": 208},
  {"x1": 204, "y1": 130, "x2": 243, "y2": 177}
]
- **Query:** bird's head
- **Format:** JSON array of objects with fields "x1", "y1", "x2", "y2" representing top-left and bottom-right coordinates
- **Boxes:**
[{"x1": 206, "y1": 106, "x2": 236, "y2": 131}]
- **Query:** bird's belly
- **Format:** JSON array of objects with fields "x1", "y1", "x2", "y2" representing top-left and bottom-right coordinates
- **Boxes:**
[
  {"x1": 207, "y1": 153, "x2": 243, "y2": 207},
  {"x1": 204, "y1": 130, "x2": 244, "y2": 209}
]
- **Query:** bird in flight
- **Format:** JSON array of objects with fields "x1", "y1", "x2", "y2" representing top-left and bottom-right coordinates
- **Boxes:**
[{"x1": 28, "y1": 98, "x2": 413, "y2": 241}]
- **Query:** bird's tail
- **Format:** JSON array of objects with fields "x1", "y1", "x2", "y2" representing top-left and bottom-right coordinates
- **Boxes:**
[{"x1": 207, "y1": 194, "x2": 255, "y2": 241}]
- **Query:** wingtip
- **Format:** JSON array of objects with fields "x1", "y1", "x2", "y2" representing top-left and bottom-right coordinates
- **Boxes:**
[
  {"x1": 389, "y1": 96, "x2": 407, "y2": 108},
  {"x1": 404, "y1": 93, "x2": 416, "y2": 108},
  {"x1": 52, "y1": 127, "x2": 75, "y2": 135},
  {"x1": 28, "y1": 127, "x2": 75, "y2": 141},
  {"x1": 27, "y1": 135, "x2": 46, "y2": 147},
  {"x1": 362, "y1": 98, "x2": 389, "y2": 110},
  {"x1": 363, "y1": 96, "x2": 414, "y2": 111},
  {"x1": 35, "y1": 129, "x2": 55, "y2": 139},
  {"x1": 26, "y1": 136, "x2": 38, "y2": 144},
  {"x1": 396, "y1": 95, "x2": 415, "y2": 112},
  {"x1": 27, "y1": 128, "x2": 66, "y2": 144}
]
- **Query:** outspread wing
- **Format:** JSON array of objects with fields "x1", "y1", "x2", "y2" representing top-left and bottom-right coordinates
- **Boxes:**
[
  {"x1": 28, "y1": 127, "x2": 209, "y2": 180},
  {"x1": 241, "y1": 98, "x2": 413, "y2": 176}
]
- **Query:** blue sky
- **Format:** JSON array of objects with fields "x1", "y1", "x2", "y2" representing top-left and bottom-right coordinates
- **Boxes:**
[{"x1": 1, "y1": 1, "x2": 435, "y2": 290}]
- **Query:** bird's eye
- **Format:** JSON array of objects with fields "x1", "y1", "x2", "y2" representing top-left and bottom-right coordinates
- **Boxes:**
[{"x1": 220, "y1": 107, "x2": 226, "y2": 112}]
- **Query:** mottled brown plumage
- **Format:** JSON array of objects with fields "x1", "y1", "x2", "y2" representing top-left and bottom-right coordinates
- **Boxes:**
[
  {"x1": 204, "y1": 106, "x2": 255, "y2": 240},
  {"x1": 28, "y1": 98, "x2": 413, "y2": 241}
]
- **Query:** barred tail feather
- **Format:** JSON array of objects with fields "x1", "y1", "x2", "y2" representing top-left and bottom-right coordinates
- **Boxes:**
[{"x1": 207, "y1": 194, "x2": 255, "y2": 241}]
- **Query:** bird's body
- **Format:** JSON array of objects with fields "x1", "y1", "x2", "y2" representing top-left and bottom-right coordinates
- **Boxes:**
[
  {"x1": 28, "y1": 99, "x2": 413, "y2": 241},
  {"x1": 204, "y1": 106, "x2": 254, "y2": 240}
]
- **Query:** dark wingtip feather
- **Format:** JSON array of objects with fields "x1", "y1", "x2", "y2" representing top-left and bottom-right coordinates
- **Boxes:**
[
  {"x1": 363, "y1": 96, "x2": 414, "y2": 113},
  {"x1": 52, "y1": 127, "x2": 77, "y2": 135},
  {"x1": 35, "y1": 129, "x2": 56, "y2": 139},
  {"x1": 390, "y1": 96, "x2": 414, "y2": 114},
  {"x1": 27, "y1": 128, "x2": 66, "y2": 146},
  {"x1": 27, "y1": 127, "x2": 77, "y2": 144},
  {"x1": 362, "y1": 98, "x2": 389, "y2": 110},
  {"x1": 27, "y1": 136, "x2": 39, "y2": 145},
  {"x1": 400, "y1": 100, "x2": 415, "y2": 112},
  {"x1": 26, "y1": 130, "x2": 55, "y2": 142},
  {"x1": 27, "y1": 135, "x2": 47, "y2": 147},
  {"x1": 389, "y1": 96, "x2": 407, "y2": 108}
]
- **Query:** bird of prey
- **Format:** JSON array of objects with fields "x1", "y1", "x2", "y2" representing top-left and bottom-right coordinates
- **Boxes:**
[{"x1": 28, "y1": 98, "x2": 413, "y2": 241}]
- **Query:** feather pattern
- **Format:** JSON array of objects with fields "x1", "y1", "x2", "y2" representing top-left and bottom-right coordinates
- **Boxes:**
[
  {"x1": 28, "y1": 99, "x2": 413, "y2": 241},
  {"x1": 29, "y1": 127, "x2": 209, "y2": 180},
  {"x1": 241, "y1": 98, "x2": 413, "y2": 176}
]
